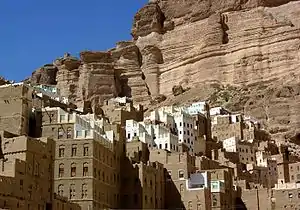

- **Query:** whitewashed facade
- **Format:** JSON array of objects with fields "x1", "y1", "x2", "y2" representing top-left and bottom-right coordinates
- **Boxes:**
[
  {"x1": 222, "y1": 137, "x2": 238, "y2": 152},
  {"x1": 184, "y1": 101, "x2": 208, "y2": 116},
  {"x1": 125, "y1": 119, "x2": 178, "y2": 152},
  {"x1": 43, "y1": 107, "x2": 114, "y2": 148}
]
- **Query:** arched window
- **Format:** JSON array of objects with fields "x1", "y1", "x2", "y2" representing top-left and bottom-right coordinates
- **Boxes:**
[
  {"x1": 58, "y1": 184, "x2": 64, "y2": 196},
  {"x1": 83, "y1": 144, "x2": 89, "y2": 156},
  {"x1": 58, "y1": 145, "x2": 65, "y2": 157},
  {"x1": 179, "y1": 184, "x2": 184, "y2": 196},
  {"x1": 180, "y1": 184, "x2": 184, "y2": 194},
  {"x1": 178, "y1": 170, "x2": 184, "y2": 179},
  {"x1": 188, "y1": 201, "x2": 193, "y2": 210},
  {"x1": 197, "y1": 202, "x2": 202, "y2": 210},
  {"x1": 59, "y1": 164, "x2": 64, "y2": 177},
  {"x1": 67, "y1": 127, "x2": 72, "y2": 139},
  {"x1": 69, "y1": 184, "x2": 75, "y2": 199},
  {"x1": 83, "y1": 163, "x2": 88, "y2": 176},
  {"x1": 58, "y1": 128, "x2": 64, "y2": 139},
  {"x1": 81, "y1": 184, "x2": 88, "y2": 198},
  {"x1": 71, "y1": 163, "x2": 76, "y2": 177},
  {"x1": 71, "y1": 144, "x2": 77, "y2": 157}
]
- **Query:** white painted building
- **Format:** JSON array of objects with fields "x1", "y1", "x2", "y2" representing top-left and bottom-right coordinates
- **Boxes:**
[
  {"x1": 173, "y1": 110, "x2": 196, "y2": 153},
  {"x1": 184, "y1": 101, "x2": 209, "y2": 116},
  {"x1": 222, "y1": 137, "x2": 239, "y2": 152},
  {"x1": 125, "y1": 119, "x2": 179, "y2": 152},
  {"x1": 152, "y1": 124, "x2": 178, "y2": 151},
  {"x1": 125, "y1": 119, "x2": 154, "y2": 148},
  {"x1": 145, "y1": 106, "x2": 203, "y2": 154},
  {"x1": 210, "y1": 107, "x2": 230, "y2": 116}
]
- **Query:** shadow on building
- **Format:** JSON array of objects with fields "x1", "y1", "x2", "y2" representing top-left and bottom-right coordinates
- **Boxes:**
[{"x1": 165, "y1": 175, "x2": 186, "y2": 209}]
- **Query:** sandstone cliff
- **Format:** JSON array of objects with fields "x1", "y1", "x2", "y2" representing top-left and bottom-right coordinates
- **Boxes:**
[
  {"x1": 28, "y1": 0, "x2": 300, "y2": 143},
  {"x1": 133, "y1": 0, "x2": 300, "y2": 143}
]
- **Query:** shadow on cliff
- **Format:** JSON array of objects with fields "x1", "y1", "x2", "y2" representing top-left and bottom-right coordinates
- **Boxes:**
[{"x1": 115, "y1": 69, "x2": 132, "y2": 98}]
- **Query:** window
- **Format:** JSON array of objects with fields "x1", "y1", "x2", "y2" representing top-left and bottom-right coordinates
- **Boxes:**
[
  {"x1": 69, "y1": 184, "x2": 76, "y2": 199},
  {"x1": 188, "y1": 201, "x2": 193, "y2": 210},
  {"x1": 58, "y1": 184, "x2": 64, "y2": 196},
  {"x1": 179, "y1": 170, "x2": 184, "y2": 179},
  {"x1": 212, "y1": 194, "x2": 218, "y2": 207},
  {"x1": 183, "y1": 122, "x2": 186, "y2": 127},
  {"x1": 81, "y1": 184, "x2": 88, "y2": 198},
  {"x1": 59, "y1": 164, "x2": 64, "y2": 177},
  {"x1": 187, "y1": 130, "x2": 190, "y2": 135},
  {"x1": 71, "y1": 163, "x2": 76, "y2": 177},
  {"x1": 68, "y1": 114, "x2": 73, "y2": 121},
  {"x1": 20, "y1": 179, "x2": 23, "y2": 191},
  {"x1": 167, "y1": 170, "x2": 172, "y2": 179},
  {"x1": 71, "y1": 145, "x2": 77, "y2": 157},
  {"x1": 197, "y1": 202, "x2": 201, "y2": 210},
  {"x1": 145, "y1": 195, "x2": 148, "y2": 204},
  {"x1": 127, "y1": 133, "x2": 130, "y2": 139},
  {"x1": 83, "y1": 144, "x2": 89, "y2": 156},
  {"x1": 159, "y1": 144, "x2": 162, "y2": 149},
  {"x1": 58, "y1": 128, "x2": 64, "y2": 139},
  {"x1": 60, "y1": 115, "x2": 66, "y2": 122},
  {"x1": 83, "y1": 163, "x2": 88, "y2": 176},
  {"x1": 291, "y1": 175, "x2": 294, "y2": 180},
  {"x1": 76, "y1": 130, "x2": 82, "y2": 137},
  {"x1": 289, "y1": 192, "x2": 293, "y2": 198},
  {"x1": 180, "y1": 184, "x2": 184, "y2": 194},
  {"x1": 58, "y1": 145, "x2": 65, "y2": 157},
  {"x1": 180, "y1": 122, "x2": 182, "y2": 126},
  {"x1": 165, "y1": 143, "x2": 168, "y2": 149},
  {"x1": 67, "y1": 128, "x2": 72, "y2": 139}
]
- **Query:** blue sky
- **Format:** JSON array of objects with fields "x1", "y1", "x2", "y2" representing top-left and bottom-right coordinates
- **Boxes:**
[{"x1": 0, "y1": 0, "x2": 148, "y2": 81}]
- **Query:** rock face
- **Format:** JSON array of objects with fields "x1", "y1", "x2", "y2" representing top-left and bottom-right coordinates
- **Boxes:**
[
  {"x1": 111, "y1": 41, "x2": 151, "y2": 104},
  {"x1": 78, "y1": 51, "x2": 117, "y2": 108},
  {"x1": 31, "y1": 64, "x2": 58, "y2": 85},
  {"x1": 30, "y1": 43, "x2": 151, "y2": 108},
  {"x1": 135, "y1": 0, "x2": 300, "y2": 97},
  {"x1": 54, "y1": 54, "x2": 81, "y2": 102},
  {"x1": 133, "y1": 0, "x2": 300, "y2": 143}
]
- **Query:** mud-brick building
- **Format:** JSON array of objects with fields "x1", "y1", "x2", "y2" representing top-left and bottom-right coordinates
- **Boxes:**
[
  {"x1": 120, "y1": 141, "x2": 165, "y2": 209},
  {"x1": 41, "y1": 106, "x2": 123, "y2": 210}
]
